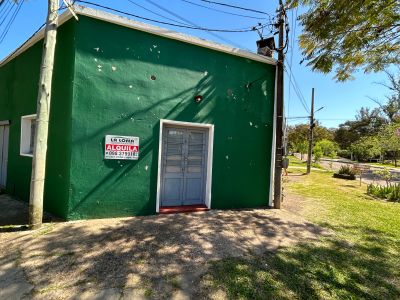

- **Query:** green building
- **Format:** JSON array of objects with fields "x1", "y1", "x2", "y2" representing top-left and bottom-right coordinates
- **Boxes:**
[{"x1": 0, "y1": 6, "x2": 277, "y2": 220}]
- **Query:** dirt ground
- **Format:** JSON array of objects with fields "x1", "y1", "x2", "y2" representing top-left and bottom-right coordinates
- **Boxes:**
[{"x1": 0, "y1": 191, "x2": 327, "y2": 300}]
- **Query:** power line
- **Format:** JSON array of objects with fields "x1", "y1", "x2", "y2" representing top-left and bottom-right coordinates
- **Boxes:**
[
  {"x1": 0, "y1": 0, "x2": 14, "y2": 27},
  {"x1": 0, "y1": 0, "x2": 22, "y2": 43},
  {"x1": 286, "y1": 116, "x2": 309, "y2": 119},
  {"x1": 198, "y1": 0, "x2": 270, "y2": 16},
  {"x1": 142, "y1": 0, "x2": 253, "y2": 50},
  {"x1": 285, "y1": 61, "x2": 310, "y2": 112},
  {"x1": 180, "y1": 0, "x2": 267, "y2": 20},
  {"x1": 286, "y1": 6, "x2": 298, "y2": 119},
  {"x1": 318, "y1": 118, "x2": 351, "y2": 121},
  {"x1": 0, "y1": 0, "x2": 11, "y2": 18},
  {"x1": 126, "y1": 0, "x2": 190, "y2": 27},
  {"x1": 284, "y1": 67, "x2": 310, "y2": 114},
  {"x1": 1, "y1": 22, "x2": 45, "y2": 63},
  {"x1": 76, "y1": 1, "x2": 269, "y2": 33},
  {"x1": 285, "y1": 69, "x2": 310, "y2": 113}
]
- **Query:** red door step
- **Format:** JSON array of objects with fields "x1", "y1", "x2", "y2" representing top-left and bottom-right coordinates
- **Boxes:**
[{"x1": 159, "y1": 204, "x2": 209, "y2": 214}]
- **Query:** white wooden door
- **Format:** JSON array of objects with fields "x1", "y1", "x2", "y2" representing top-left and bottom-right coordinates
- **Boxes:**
[{"x1": 0, "y1": 125, "x2": 9, "y2": 188}]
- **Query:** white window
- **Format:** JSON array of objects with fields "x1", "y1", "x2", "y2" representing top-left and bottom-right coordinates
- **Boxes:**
[{"x1": 20, "y1": 114, "x2": 37, "y2": 157}]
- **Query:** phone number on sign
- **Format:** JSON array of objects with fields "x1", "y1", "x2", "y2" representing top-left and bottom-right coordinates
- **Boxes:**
[{"x1": 106, "y1": 151, "x2": 139, "y2": 157}]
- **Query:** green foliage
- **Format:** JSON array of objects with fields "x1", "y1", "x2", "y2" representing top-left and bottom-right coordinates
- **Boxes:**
[
  {"x1": 289, "y1": 0, "x2": 400, "y2": 81},
  {"x1": 202, "y1": 172, "x2": 400, "y2": 299},
  {"x1": 334, "y1": 107, "x2": 386, "y2": 150},
  {"x1": 377, "y1": 122, "x2": 400, "y2": 166},
  {"x1": 338, "y1": 165, "x2": 356, "y2": 176},
  {"x1": 296, "y1": 140, "x2": 308, "y2": 155},
  {"x1": 350, "y1": 136, "x2": 381, "y2": 161},
  {"x1": 315, "y1": 139, "x2": 338, "y2": 158},
  {"x1": 374, "y1": 167, "x2": 394, "y2": 186},
  {"x1": 337, "y1": 149, "x2": 351, "y2": 159},
  {"x1": 288, "y1": 123, "x2": 334, "y2": 153},
  {"x1": 312, "y1": 144, "x2": 323, "y2": 162},
  {"x1": 367, "y1": 183, "x2": 400, "y2": 202},
  {"x1": 376, "y1": 70, "x2": 400, "y2": 123}
]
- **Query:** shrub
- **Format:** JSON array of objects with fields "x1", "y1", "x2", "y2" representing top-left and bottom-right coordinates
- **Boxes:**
[
  {"x1": 367, "y1": 183, "x2": 400, "y2": 202},
  {"x1": 333, "y1": 173, "x2": 356, "y2": 180},
  {"x1": 337, "y1": 149, "x2": 351, "y2": 159},
  {"x1": 333, "y1": 165, "x2": 357, "y2": 180},
  {"x1": 313, "y1": 145, "x2": 323, "y2": 162},
  {"x1": 373, "y1": 168, "x2": 393, "y2": 186},
  {"x1": 338, "y1": 165, "x2": 357, "y2": 176}
]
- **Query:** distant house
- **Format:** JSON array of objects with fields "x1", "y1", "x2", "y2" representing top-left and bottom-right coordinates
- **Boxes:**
[{"x1": 0, "y1": 6, "x2": 277, "y2": 220}]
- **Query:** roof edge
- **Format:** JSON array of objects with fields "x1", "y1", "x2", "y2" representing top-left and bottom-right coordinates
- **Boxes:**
[
  {"x1": 0, "y1": 5, "x2": 277, "y2": 67},
  {"x1": 0, "y1": 10, "x2": 73, "y2": 67}
]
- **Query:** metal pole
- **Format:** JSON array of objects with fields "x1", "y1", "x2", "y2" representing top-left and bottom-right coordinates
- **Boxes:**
[
  {"x1": 306, "y1": 88, "x2": 315, "y2": 174},
  {"x1": 29, "y1": 0, "x2": 59, "y2": 230},
  {"x1": 273, "y1": 0, "x2": 285, "y2": 209}
]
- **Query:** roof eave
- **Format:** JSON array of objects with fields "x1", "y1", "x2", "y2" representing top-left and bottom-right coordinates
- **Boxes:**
[{"x1": 0, "y1": 5, "x2": 277, "y2": 67}]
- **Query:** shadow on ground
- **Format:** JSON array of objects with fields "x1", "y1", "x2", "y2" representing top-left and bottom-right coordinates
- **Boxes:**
[
  {"x1": 0, "y1": 194, "x2": 56, "y2": 231},
  {"x1": 0, "y1": 193, "x2": 327, "y2": 299},
  {"x1": 199, "y1": 225, "x2": 400, "y2": 299},
  {"x1": 3, "y1": 193, "x2": 398, "y2": 299}
]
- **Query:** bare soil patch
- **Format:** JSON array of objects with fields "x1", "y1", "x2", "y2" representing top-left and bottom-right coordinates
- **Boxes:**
[{"x1": 0, "y1": 194, "x2": 328, "y2": 299}]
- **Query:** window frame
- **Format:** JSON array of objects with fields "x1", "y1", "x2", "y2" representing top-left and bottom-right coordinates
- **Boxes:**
[{"x1": 20, "y1": 114, "x2": 37, "y2": 157}]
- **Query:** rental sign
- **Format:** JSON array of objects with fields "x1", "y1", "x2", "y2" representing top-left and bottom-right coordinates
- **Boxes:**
[{"x1": 105, "y1": 135, "x2": 139, "y2": 160}]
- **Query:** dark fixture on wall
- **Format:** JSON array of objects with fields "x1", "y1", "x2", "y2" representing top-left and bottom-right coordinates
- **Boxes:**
[
  {"x1": 256, "y1": 37, "x2": 276, "y2": 58},
  {"x1": 194, "y1": 95, "x2": 203, "y2": 103}
]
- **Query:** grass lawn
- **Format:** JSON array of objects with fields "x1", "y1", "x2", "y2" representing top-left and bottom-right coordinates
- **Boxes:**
[
  {"x1": 288, "y1": 155, "x2": 323, "y2": 170},
  {"x1": 200, "y1": 171, "x2": 400, "y2": 299}
]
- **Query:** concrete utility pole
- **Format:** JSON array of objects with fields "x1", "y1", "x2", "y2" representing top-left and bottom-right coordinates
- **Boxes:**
[
  {"x1": 29, "y1": 0, "x2": 59, "y2": 230},
  {"x1": 273, "y1": 0, "x2": 285, "y2": 209},
  {"x1": 306, "y1": 88, "x2": 315, "y2": 174}
]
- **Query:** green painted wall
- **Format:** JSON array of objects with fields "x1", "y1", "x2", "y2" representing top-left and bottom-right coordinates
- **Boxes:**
[
  {"x1": 68, "y1": 16, "x2": 276, "y2": 219},
  {"x1": 0, "y1": 20, "x2": 75, "y2": 218}
]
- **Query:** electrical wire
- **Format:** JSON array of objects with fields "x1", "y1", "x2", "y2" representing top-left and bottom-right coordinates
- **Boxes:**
[
  {"x1": 142, "y1": 0, "x2": 253, "y2": 50},
  {"x1": 0, "y1": 0, "x2": 22, "y2": 43},
  {"x1": 284, "y1": 8, "x2": 297, "y2": 150},
  {"x1": 76, "y1": 0, "x2": 269, "y2": 33},
  {"x1": 284, "y1": 66, "x2": 310, "y2": 114},
  {"x1": 180, "y1": 0, "x2": 266, "y2": 20},
  {"x1": 0, "y1": 0, "x2": 10, "y2": 18},
  {"x1": 285, "y1": 59, "x2": 310, "y2": 113},
  {"x1": 126, "y1": 0, "x2": 190, "y2": 27},
  {"x1": 198, "y1": 0, "x2": 270, "y2": 16},
  {"x1": 0, "y1": 0, "x2": 14, "y2": 27},
  {"x1": 286, "y1": 6, "x2": 298, "y2": 120},
  {"x1": 0, "y1": 22, "x2": 45, "y2": 62}
]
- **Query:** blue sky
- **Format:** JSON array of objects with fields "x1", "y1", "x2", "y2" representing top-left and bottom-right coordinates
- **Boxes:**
[{"x1": 0, "y1": 0, "x2": 390, "y2": 128}]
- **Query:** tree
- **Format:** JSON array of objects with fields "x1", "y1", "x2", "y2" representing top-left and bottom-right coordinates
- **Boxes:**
[
  {"x1": 296, "y1": 140, "x2": 308, "y2": 160},
  {"x1": 315, "y1": 139, "x2": 338, "y2": 158},
  {"x1": 350, "y1": 136, "x2": 381, "y2": 162},
  {"x1": 288, "y1": 123, "x2": 334, "y2": 152},
  {"x1": 334, "y1": 107, "x2": 386, "y2": 149},
  {"x1": 378, "y1": 122, "x2": 400, "y2": 166},
  {"x1": 289, "y1": 0, "x2": 400, "y2": 81},
  {"x1": 313, "y1": 144, "x2": 323, "y2": 162},
  {"x1": 372, "y1": 70, "x2": 400, "y2": 123}
]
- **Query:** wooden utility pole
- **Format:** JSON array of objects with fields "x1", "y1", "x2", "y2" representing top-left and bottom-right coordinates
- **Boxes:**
[
  {"x1": 273, "y1": 0, "x2": 285, "y2": 209},
  {"x1": 306, "y1": 88, "x2": 315, "y2": 174},
  {"x1": 29, "y1": 0, "x2": 59, "y2": 230}
]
